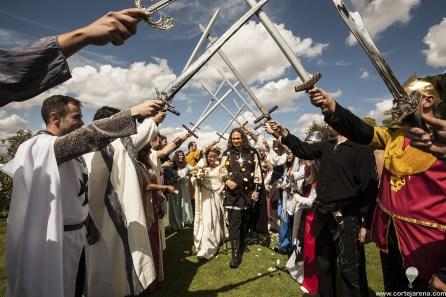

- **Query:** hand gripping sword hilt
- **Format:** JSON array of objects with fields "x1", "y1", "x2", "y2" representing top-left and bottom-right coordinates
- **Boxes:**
[
  {"x1": 155, "y1": 88, "x2": 180, "y2": 116},
  {"x1": 135, "y1": 0, "x2": 175, "y2": 30},
  {"x1": 216, "y1": 132, "x2": 227, "y2": 141},
  {"x1": 182, "y1": 124, "x2": 199, "y2": 139},
  {"x1": 254, "y1": 105, "x2": 279, "y2": 124},
  {"x1": 294, "y1": 72, "x2": 322, "y2": 92}
]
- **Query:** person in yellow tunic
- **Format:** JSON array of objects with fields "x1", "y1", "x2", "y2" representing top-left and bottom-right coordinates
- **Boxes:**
[
  {"x1": 185, "y1": 141, "x2": 202, "y2": 166},
  {"x1": 304, "y1": 73, "x2": 446, "y2": 292}
]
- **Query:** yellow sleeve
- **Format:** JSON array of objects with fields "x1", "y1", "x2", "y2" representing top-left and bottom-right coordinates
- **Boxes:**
[{"x1": 370, "y1": 127, "x2": 392, "y2": 150}]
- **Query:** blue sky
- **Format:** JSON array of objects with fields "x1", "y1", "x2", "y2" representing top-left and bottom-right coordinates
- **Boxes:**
[{"x1": 0, "y1": 0, "x2": 445, "y2": 147}]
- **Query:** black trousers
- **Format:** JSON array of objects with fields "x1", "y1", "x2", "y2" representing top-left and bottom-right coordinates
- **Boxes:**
[
  {"x1": 315, "y1": 210, "x2": 369, "y2": 297},
  {"x1": 227, "y1": 208, "x2": 251, "y2": 241},
  {"x1": 380, "y1": 224, "x2": 430, "y2": 292}
]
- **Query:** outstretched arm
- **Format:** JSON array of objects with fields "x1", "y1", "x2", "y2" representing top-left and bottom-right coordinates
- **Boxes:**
[
  {"x1": 307, "y1": 87, "x2": 375, "y2": 146},
  {"x1": 0, "y1": 9, "x2": 149, "y2": 107},
  {"x1": 55, "y1": 100, "x2": 164, "y2": 163},
  {"x1": 156, "y1": 132, "x2": 191, "y2": 159}
]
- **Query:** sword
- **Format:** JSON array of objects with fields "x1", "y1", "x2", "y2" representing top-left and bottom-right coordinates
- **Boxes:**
[
  {"x1": 200, "y1": 24, "x2": 278, "y2": 128},
  {"x1": 202, "y1": 84, "x2": 249, "y2": 128},
  {"x1": 135, "y1": 0, "x2": 177, "y2": 30},
  {"x1": 244, "y1": 0, "x2": 322, "y2": 93},
  {"x1": 156, "y1": 0, "x2": 269, "y2": 115},
  {"x1": 216, "y1": 104, "x2": 247, "y2": 141},
  {"x1": 182, "y1": 8, "x2": 221, "y2": 72},
  {"x1": 182, "y1": 80, "x2": 244, "y2": 138},
  {"x1": 332, "y1": 0, "x2": 422, "y2": 126}
]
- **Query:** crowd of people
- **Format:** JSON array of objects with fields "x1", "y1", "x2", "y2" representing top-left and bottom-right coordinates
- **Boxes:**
[{"x1": 1, "y1": 6, "x2": 446, "y2": 297}]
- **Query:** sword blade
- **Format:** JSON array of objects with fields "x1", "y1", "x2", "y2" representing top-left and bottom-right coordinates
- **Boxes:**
[
  {"x1": 159, "y1": 0, "x2": 269, "y2": 102},
  {"x1": 332, "y1": 0, "x2": 405, "y2": 101},
  {"x1": 202, "y1": 84, "x2": 244, "y2": 126},
  {"x1": 146, "y1": 0, "x2": 177, "y2": 14},
  {"x1": 182, "y1": 8, "x2": 221, "y2": 72},
  {"x1": 200, "y1": 24, "x2": 269, "y2": 116},
  {"x1": 245, "y1": 0, "x2": 310, "y2": 82}
]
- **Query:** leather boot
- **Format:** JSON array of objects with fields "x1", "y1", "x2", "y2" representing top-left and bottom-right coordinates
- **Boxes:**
[{"x1": 229, "y1": 240, "x2": 241, "y2": 269}]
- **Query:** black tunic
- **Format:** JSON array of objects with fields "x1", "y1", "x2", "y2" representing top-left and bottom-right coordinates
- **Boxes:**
[{"x1": 222, "y1": 147, "x2": 260, "y2": 209}]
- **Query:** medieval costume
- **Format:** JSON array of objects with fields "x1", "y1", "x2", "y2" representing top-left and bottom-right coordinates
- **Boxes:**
[
  {"x1": 1, "y1": 110, "x2": 136, "y2": 297},
  {"x1": 324, "y1": 74, "x2": 446, "y2": 291},
  {"x1": 167, "y1": 152, "x2": 194, "y2": 229},
  {"x1": 136, "y1": 153, "x2": 165, "y2": 292},
  {"x1": 281, "y1": 131, "x2": 378, "y2": 297},
  {"x1": 275, "y1": 153, "x2": 303, "y2": 254},
  {"x1": 221, "y1": 144, "x2": 262, "y2": 268},
  {"x1": 0, "y1": 36, "x2": 71, "y2": 106},
  {"x1": 192, "y1": 158, "x2": 227, "y2": 260},
  {"x1": 286, "y1": 164, "x2": 318, "y2": 295},
  {"x1": 84, "y1": 118, "x2": 158, "y2": 297}
]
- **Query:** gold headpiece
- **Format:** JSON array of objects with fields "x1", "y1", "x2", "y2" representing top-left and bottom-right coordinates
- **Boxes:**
[{"x1": 403, "y1": 74, "x2": 440, "y2": 101}]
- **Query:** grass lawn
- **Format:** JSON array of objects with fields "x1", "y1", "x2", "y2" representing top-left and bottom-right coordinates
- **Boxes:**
[{"x1": 0, "y1": 219, "x2": 384, "y2": 296}]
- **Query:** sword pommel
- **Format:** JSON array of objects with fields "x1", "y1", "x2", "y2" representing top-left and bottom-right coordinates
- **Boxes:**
[{"x1": 294, "y1": 72, "x2": 322, "y2": 92}]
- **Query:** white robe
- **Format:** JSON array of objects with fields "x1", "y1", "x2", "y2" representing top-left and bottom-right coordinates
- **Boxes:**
[
  {"x1": 1, "y1": 134, "x2": 87, "y2": 297},
  {"x1": 85, "y1": 118, "x2": 158, "y2": 297},
  {"x1": 192, "y1": 160, "x2": 227, "y2": 259}
]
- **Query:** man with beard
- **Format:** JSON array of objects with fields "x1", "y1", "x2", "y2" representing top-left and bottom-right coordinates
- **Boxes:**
[
  {"x1": 265, "y1": 121, "x2": 378, "y2": 297},
  {"x1": 1, "y1": 95, "x2": 164, "y2": 297},
  {"x1": 220, "y1": 128, "x2": 263, "y2": 268}
]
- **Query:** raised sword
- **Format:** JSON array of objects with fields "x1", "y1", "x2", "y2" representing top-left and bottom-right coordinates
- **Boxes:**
[
  {"x1": 155, "y1": 0, "x2": 269, "y2": 116},
  {"x1": 332, "y1": 0, "x2": 422, "y2": 126}
]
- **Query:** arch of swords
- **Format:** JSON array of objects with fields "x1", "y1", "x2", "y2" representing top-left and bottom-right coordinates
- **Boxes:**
[{"x1": 140, "y1": 0, "x2": 420, "y2": 139}]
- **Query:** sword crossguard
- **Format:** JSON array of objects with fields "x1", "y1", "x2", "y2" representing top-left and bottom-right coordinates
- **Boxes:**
[
  {"x1": 294, "y1": 72, "x2": 322, "y2": 92},
  {"x1": 182, "y1": 124, "x2": 199, "y2": 139},
  {"x1": 253, "y1": 105, "x2": 279, "y2": 124},
  {"x1": 216, "y1": 132, "x2": 227, "y2": 141},
  {"x1": 156, "y1": 88, "x2": 181, "y2": 116}
]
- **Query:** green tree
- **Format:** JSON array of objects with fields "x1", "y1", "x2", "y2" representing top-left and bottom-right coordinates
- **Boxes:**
[
  {"x1": 304, "y1": 121, "x2": 331, "y2": 142},
  {"x1": 0, "y1": 129, "x2": 33, "y2": 217}
]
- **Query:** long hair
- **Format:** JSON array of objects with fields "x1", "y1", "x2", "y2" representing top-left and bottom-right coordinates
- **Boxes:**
[
  {"x1": 227, "y1": 128, "x2": 250, "y2": 150},
  {"x1": 172, "y1": 150, "x2": 186, "y2": 168}
]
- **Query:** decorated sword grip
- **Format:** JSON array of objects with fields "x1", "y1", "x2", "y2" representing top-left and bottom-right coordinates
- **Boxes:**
[
  {"x1": 294, "y1": 72, "x2": 322, "y2": 92},
  {"x1": 135, "y1": 0, "x2": 176, "y2": 30},
  {"x1": 182, "y1": 124, "x2": 199, "y2": 139},
  {"x1": 156, "y1": 88, "x2": 180, "y2": 116}
]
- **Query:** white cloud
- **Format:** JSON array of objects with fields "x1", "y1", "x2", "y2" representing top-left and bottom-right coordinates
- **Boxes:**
[
  {"x1": 367, "y1": 98, "x2": 393, "y2": 124},
  {"x1": 360, "y1": 68, "x2": 370, "y2": 79},
  {"x1": 190, "y1": 20, "x2": 328, "y2": 89},
  {"x1": 328, "y1": 89, "x2": 343, "y2": 98},
  {"x1": 295, "y1": 113, "x2": 325, "y2": 137},
  {"x1": 7, "y1": 58, "x2": 177, "y2": 110},
  {"x1": 186, "y1": 105, "x2": 193, "y2": 113},
  {"x1": 252, "y1": 78, "x2": 305, "y2": 112},
  {"x1": 0, "y1": 110, "x2": 28, "y2": 138},
  {"x1": 423, "y1": 18, "x2": 446, "y2": 67},
  {"x1": 346, "y1": 0, "x2": 421, "y2": 46}
]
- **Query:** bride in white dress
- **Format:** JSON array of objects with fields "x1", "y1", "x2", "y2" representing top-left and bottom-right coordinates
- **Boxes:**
[{"x1": 191, "y1": 146, "x2": 228, "y2": 260}]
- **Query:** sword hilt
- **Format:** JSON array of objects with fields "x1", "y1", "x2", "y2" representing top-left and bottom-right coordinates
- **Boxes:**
[
  {"x1": 182, "y1": 124, "x2": 199, "y2": 139},
  {"x1": 253, "y1": 105, "x2": 279, "y2": 124},
  {"x1": 294, "y1": 72, "x2": 322, "y2": 92},
  {"x1": 156, "y1": 88, "x2": 181, "y2": 116},
  {"x1": 254, "y1": 120, "x2": 266, "y2": 130},
  {"x1": 216, "y1": 132, "x2": 227, "y2": 140}
]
